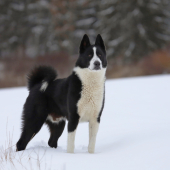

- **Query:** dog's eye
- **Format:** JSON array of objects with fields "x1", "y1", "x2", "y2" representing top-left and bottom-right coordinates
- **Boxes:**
[
  {"x1": 97, "y1": 53, "x2": 101, "y2": 57},
  {"x1": 88, "y1": 54, "x2": 92, "y2": 57}
]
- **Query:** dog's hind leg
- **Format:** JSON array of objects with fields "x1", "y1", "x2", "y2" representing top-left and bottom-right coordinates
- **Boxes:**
[
  {"x1": 16, "y1": 98, "x2": 48, "y2": 151},
  {"x1": 46, "y1": 119, "x2": 66, "y2": 148},
  {"x1": 16, "y1": 126, "x2": 39, "y2": 151},
  {"x1": 16, "y1": 114, "x2": 48, "y2": 151}
]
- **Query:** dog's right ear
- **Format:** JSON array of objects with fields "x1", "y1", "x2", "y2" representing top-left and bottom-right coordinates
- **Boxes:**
[{"x1": 79, "y1": 34, "x2": 91, "y2": 54}]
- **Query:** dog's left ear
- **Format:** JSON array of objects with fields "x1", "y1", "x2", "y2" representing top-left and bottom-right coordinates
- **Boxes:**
[
  {"x1": 95, "y1": 34, "x2": 106, "y2": 52},
  {"x1": 80, "y1": 34, "x2": 91, "y2": 54}
]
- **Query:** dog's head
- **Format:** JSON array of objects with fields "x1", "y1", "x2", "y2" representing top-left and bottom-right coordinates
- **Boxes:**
[{"x1": 76, "y1": 34, "x2": 107, "y2": 71}]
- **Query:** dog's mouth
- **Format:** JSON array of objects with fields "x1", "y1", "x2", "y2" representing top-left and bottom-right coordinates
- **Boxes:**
[
  {"x1": 93, "y1": 66, "x2": 101, "y2": 70},
  {"x1": 88, "y1": 67, "x2": 101, "y2": 71}
]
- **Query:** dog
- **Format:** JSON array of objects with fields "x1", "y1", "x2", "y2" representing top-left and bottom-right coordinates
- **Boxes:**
[{"x1": 16, "y1": 34, "x2": 107, "y2": 153}]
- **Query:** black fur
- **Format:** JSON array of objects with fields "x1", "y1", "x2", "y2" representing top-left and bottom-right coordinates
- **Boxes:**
[
  {"x1": 79, "y1": 34, "x2": 91, "y2": 54},
  {"x1": 46, "y1": 120, "x2": 65, "y2": 148},
  {"x1": 16, "y1": 34, "x2": 107, "y2": 151},
  {"x1": 16, "y1": 70, "x2": 82, "y2": 151},
  {"x1": 27, "y1": 66, "x2": 57, "y2": 91},
  {"x1": 95, "y1": 34, "x2": 106, "y2": 53},
  {"x1": 97, "y1": 88, "x2": 105, "y2": 123}
]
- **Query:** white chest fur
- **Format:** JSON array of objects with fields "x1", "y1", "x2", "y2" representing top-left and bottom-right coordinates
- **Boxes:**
[{"x1": 74, "y1": 67, "x2": 106, "y2": 122}]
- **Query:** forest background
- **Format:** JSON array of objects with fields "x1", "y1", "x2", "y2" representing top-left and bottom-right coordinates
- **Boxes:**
[{"x1": 0, "y1": 0, "x2": 170, "y2": 88}]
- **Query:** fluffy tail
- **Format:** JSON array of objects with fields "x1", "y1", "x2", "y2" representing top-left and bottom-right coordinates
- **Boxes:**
[{"x1": 27, "y1": 66, "x2": 57, "y2": 92}]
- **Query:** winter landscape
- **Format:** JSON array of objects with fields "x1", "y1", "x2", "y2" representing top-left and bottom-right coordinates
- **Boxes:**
[
  {"x1": 0, "y1": 75, "x2": 170, "y2": 170},
  {"x1": 1, "y1": 1, "x2": 170, "y2": 169}
]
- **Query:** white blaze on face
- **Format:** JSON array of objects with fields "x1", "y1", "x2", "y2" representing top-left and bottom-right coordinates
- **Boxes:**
[{"x1": 89, "y1": 47, "x2": 102, "y2": 70}]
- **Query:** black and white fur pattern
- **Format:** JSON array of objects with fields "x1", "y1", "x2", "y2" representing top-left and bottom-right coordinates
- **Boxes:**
[{"x1": 16, "y1": 34, "x2": 107, "y2": 153}]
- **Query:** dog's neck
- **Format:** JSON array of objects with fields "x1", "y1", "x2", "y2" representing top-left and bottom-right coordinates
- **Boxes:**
[{"x1": 73, "y1": 67, "x2": 106, "y2": 85}]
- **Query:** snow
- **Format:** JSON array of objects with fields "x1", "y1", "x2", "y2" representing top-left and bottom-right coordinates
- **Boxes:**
[
  {"x1": 100, "y1": 7, "x2": 115, "y2": 16},
  {"x1": 156, "y1": 32, "x2": 170, "y2": 41},
  {"x1": 148, "y1": 3, "x2": 159, "y2": 10},
  {"x1": 154, "y1": 16, "x2": 163, "y2": 23},
  {"x1": 132, "y1": 8, "x2": 140, "y2": 16},
  {"x1": 32, "y1": 26, "x2": 44, "y2": 35},
  {"x1": 8, "y1": 36, "x2": 18, "y2": 44},
  {"x1": 0, "y1": 75, "x2": 170, "y2": 169},
  {"x1": 137, "y1": 24, "x2": 146, "y2": 36}
]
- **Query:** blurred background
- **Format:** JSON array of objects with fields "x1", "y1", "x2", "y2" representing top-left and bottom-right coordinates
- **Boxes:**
[{"x1": 0, "y1": 0, "x2": 170, "y2": 88}]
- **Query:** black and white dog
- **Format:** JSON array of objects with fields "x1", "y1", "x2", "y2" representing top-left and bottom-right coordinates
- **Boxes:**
[{"x1": 16, "y1": 34, "x2": 107, "y2": 153}]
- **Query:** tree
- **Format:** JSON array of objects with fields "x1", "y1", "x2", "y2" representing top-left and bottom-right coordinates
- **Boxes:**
[
  {"x1": 0, "y1": 0, "x2": 53, "y2": 57},
  {"x1": 72, "y1": 0, "x2": 98, "y2": 51},
  {"x1": 96, "y1": 0, "x2": 170, "y2": 63}
]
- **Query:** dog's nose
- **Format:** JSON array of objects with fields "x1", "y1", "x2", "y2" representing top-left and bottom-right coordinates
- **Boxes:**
[{"x1": 94, "y1": 61, "x2": 100, "y2": 67}]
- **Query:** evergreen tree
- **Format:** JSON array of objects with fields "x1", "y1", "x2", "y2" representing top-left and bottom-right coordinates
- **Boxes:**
[
  {"x1": 1, "y1": 0, "x2": 170, "y2": 61},
  {"x1": 0, "y1": 0, "x2": 52, "y2": 57},
  {"x1": 96, "y1": 0, "x2": 170, "y2": 62},
  {"x1": 72, "y1": 0, "x2": 98, "y2": 51},
  {"x1": 0, "y1": 0, "x2": 29, "y2": 57}
]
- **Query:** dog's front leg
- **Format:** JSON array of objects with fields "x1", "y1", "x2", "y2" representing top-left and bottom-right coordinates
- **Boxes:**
[
  {"x1": 88, "y1": 120, "x2": 99, "y2": 153},
  {"x1": 67, "y1": 116, "x2": 79, "y2": 153}
]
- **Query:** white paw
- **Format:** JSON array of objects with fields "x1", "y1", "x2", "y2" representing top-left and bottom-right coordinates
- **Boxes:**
[
  {"x1": 67, "y1": 149, "x2": 74, "y2": 153},
  {"x1": 88, "y1": 146, "x2": 95, "y2": 153},
  {"x1": 67, "y1": 146, "x2": 74, "y2": 153}
]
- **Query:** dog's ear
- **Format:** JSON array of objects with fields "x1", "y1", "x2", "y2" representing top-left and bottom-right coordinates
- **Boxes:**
[
  {"x1": 80, "y1": 34, "x2": 91, "y2": 54},
  {"x1": 95, "y1": 34, "x2": 105, "y2": 52}
]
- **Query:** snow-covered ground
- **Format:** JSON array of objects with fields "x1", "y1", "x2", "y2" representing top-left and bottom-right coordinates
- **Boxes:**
[{"x1": 0, "y1": 75, "x2": 170, "y2": 170}]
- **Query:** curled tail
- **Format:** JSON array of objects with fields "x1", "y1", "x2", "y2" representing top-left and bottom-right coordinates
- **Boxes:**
[{"x1": 27, "y1": 66, "x2": 57, "y2": 92}]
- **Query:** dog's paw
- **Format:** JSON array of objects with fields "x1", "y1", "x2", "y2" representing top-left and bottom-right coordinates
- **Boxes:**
[
  {"x1": 67, "y1": 144, "x2": 74, "y2": 153},
  {"x1": 67, "y1": 148, "x2": 74, "y2": 153},
  {"x1": 88, "y1": 147, "x2": 95, "y2": 153},
  {"x1": 48, "y1": 140, "x2": 58, "y2": 148},
  {"x1": 88, "y1": 150, "x2": 94, "y2": 153}
]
